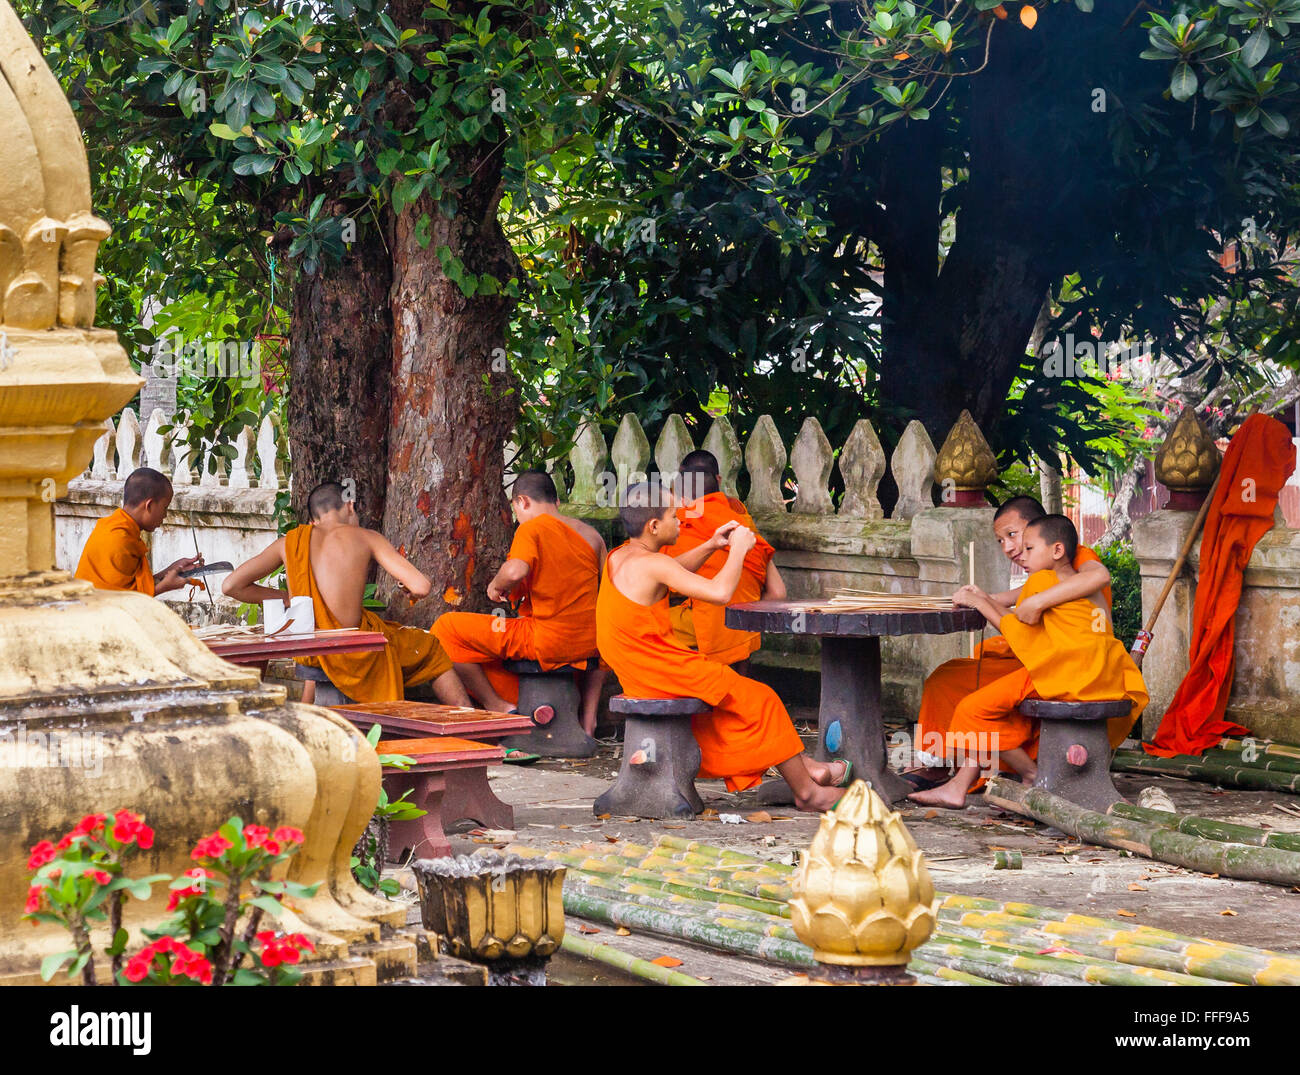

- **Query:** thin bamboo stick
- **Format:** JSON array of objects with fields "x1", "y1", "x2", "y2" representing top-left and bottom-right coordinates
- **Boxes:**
[
  {"x1": 560, "y1": 933, "x2": 708, "y2": 986},
  {"x1": 1110, "y1": 802, "x2": 1300, "y2": 853}
]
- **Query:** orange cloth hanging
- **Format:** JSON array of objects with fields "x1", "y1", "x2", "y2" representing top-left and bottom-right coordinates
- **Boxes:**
[
  {"x1": 596, "y1": 549, "x2": 803, "y2": 792},
  {"x1": 433, "y1": 513, "x2": 600, "y2": 705},
  {"x1": 74, "y1": 508, "x2": 155, "y2": 596},
  {"x1": 284, "y1": 524, "x2": 452, "y2": 703},
  {"x1": 666, "y1": 492, "x2": 774, "y2": 665},
  {"x1": 1147, "y1": 414, "x2": 1297, "y2": 757}
]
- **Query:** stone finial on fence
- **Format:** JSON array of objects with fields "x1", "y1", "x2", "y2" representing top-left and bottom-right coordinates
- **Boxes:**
[
  {"x1": 790, "y1": 417, "x2": 834, "y2": 514},
  {"x1": 89, "y1": 419, "x2": 114, "y2": 479},
  {"x1": 702, "y1": 417, "x2": 742, "y2": 496},
  {"x1": 547, "y1": 458, "x2": 569, "y2": 500},
  {"x1": 611, "y1": 413, "x2": 650, "y2": 496},
  {"x1": 569, "y1": 421, "x2": 609, "y2": 506},
  {"x1": 256, "y1": 415, "x2": 283, "y2": 491},
  {"x1": 655, "y1": 413, "x2": 694, "y2": 479},
  {"x1": 170, "y1": 436, "x2": 194, "y2": 486},
  {"x1": 838, "y1": 419, "x2": 885, "y2": 520},
  {"x1": 143, "y1": 409, "x2": 167, "y2": 472},
  {"x1": 745, "y1": 414, "x2": 787, "y2": 512},
  {"x1": 933, "y1": 409, "x2": 997, "y2": 507},
  {"x1": 199, "y1": 446, "x2": 225, "y2": 487},
  {"x1": 114, "y1": 408, "x2": 140, "y2": 479},
  {"x1": 228, "y1": 426, "x2": 255, "y2": 489},
  {"x1": 891, "y1": 420, "x2": 937, "y2": 520}
]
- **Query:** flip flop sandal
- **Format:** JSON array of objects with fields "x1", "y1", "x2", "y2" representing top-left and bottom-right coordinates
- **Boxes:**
[
  {"x1": 831, "y1": 759, "x2": 854, "y2": 788},
  {"x1": 900, "y1": 769, "x2": 947, "y2": 793},
  {"x1": 503, "y1": 748, "x2": 541, "y2": 765}
]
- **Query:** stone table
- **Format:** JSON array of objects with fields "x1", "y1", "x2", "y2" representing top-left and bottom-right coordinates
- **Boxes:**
[{"x1": 726, "y1": 601, "x2": 984, "y2": 802}]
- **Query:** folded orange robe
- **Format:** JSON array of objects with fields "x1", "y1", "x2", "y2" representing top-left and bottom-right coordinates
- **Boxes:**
[
  {"x1": 667, "y1": 492, "x2": 774, "y2": 665},
  {"x1": 941, "y1": 569, "x2": 1148, "y2": 760},
  {"x1": 914, "y1": 545, "x2": 1110, "y2": 764},
  {"x1": 74, "y1": 508, "x2": 155, "y2": 596},
  {"x1": 597, "y1": 550, "x2": 804, "y2": 791},
  {"x1": 284, "y1": 524, "x2": 452, "y2": 703},
  {"x1": 1148, "y1": 414, "x2": 1297, "y2": 757},
  {"x1": 433, "y1": 513, "x2": 600, "y2": 705}
]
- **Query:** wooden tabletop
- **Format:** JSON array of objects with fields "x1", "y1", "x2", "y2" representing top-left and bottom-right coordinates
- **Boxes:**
[
  {"x1": 726, "y1": 600, "x2": 985, "y2": 638},
  {"x1": 205, "y1": 628, "x2": 389, "y2": 663},
  {"x1": 377, "y1": 737, "x2": 505, "y2": 765},
  {"x1": 332, "y1": 701, "x2": 532, "y2": 737}
]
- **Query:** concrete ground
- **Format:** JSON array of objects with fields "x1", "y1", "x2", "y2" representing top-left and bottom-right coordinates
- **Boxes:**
[{"x1": 387, "y1": 710, "x2": 1300, "y2": 984}]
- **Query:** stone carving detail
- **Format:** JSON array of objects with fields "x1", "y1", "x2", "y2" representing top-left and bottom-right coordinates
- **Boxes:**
[
  {"x1": 790, "y1": 417, "x2": 834, "y2": 514},
  {"x1": 655, "y1": 413, "x2": 694, "y2": 480},
  {"x1": 568, "y1": 421, "x2": 609, "y2": 506},
  {"x1": 744, "y1": 414, "x2": 787, "y2": 512},
  {"x1": 611, "y1": 413, "x2": 651, "y2": 495},
  {"x1": 838, "y1": 419, "x2": 885, "y2": 520},
  {"x1": 702, "y1": 417, "x2": 743, "y2": 496},
  {"x1": 891, "y1": 421, "x2": 938, "y2": 520}
]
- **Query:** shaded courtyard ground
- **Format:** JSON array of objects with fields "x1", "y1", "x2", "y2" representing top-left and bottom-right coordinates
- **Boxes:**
[{"x1": 385, "y1": 709, "x2": 1300, "y2": 984}]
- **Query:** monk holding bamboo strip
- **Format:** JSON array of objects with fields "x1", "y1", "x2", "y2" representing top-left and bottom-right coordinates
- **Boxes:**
[
  {"x1": 666, "y1": 450, "x2": 785, "y2": 667},
  {"x1": 597, "y1": 480, "x2": 849, "y2": 812},
  {"x1": 75, "y1": 467, "x2": 204, "y2": 596},
  {"x1": 905, "y1": 495, "x2": 1113, "y2": 791},
  {"x1": 223, "y1": 481, "x2": 470, "y2": 705},
  {"x1": 909, "y1": 515, "x2": 1147, "y2": 808},
  {"x1": 433, "y1": 470, "x2": 608, "y2": 730}
]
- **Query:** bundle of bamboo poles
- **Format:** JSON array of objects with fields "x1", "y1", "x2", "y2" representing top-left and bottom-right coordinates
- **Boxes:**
[
  {"x1": 986, "y1": 778, "x2": 1300, "y2": 887},
  {"x1": 1111, "y1": 746, "x2": 1300, "y2": 794},
  {"x1": 507, "y1": 835, "x2": 1300, "y2": 986}
]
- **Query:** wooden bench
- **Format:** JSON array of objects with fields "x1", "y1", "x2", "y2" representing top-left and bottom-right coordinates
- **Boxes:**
[
  {"x1": 333, "y1": 702, "x2": 533, "y2": 834},
  {"x1": 593, "y1": 695, "x2": 709, "y2": 819},
  {"x1": 375, "y1": 737, "x2": 506, "y2": 861},
  {"x1": 1021, "y1": 698, "x2": 1133, "y2": 811},
  {"x1": 500, "y1": 658, "x2": 598, "y2": 759}
]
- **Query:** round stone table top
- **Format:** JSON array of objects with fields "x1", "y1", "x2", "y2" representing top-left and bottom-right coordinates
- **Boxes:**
[{"x1": 726, "y1": 600, "x2": 985, "y2": 638}]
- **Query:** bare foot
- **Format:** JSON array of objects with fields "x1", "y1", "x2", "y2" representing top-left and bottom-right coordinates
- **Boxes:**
[
  {"x1": 907, "y1": 782, "x2": 971, "y2": 809},
  {"x1": 809, "y1": 759, "x2": 850, "y2": 787}
]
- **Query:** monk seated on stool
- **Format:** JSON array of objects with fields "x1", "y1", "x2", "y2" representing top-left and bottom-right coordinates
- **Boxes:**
[
  {"x1": 904, "y1": 495, "x2": 1114, "y2": 791},
  {"x1": 222, "y1": 481, "x2": 471, "y2": 706},
  {"x1": 909, "y1": 515, "x2": 1147, "y2": 809},
  {"x1": 598, "y1": 480, "x2": 850, "y2": 813},
  {"x1": 668, "y1": 449, "x2": 786, "y2": 669},
  {"x1": 75, "y1": 467, "x2": 204, "y2": 597},
  {"x1": 433, "y1": 470, "x2": 607, "y2": 732}
]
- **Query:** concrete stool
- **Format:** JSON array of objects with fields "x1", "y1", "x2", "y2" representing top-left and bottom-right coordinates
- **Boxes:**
[
  {"x1": 593, "y1": 696, "x2": 708, "y2": 819},
  {"x1": 294, "y1": 663, "x2": 353, "y2": 706},
  {"x1": 1022, "y1": 698, "x2": 1132, "y2": 811},
  {"x1": 499, "y1": 659, "x2": 597, "y2": 758}
]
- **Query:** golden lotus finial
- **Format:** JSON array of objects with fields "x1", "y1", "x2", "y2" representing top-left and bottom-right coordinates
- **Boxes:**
[
  {"x1": 789, "y1": 780, "x2": 936, "y2": 975},
  {"x1": 0, "y1": 0, "x2": 141, "y2": 574},
  {"x1": 1155, "y1": 407, "x2": 1221, "y2": 492},
  {"x1": 933, "y1": 409, "x2": 998, "y2": 498}
]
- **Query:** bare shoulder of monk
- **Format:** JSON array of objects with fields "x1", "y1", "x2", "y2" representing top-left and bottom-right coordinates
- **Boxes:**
[
  {"x1": 610, "y1": 547, "x2": 672, "y2": 604},
  {"x1": 557, "y1": 512, "x2": 604, "y2": 557}
]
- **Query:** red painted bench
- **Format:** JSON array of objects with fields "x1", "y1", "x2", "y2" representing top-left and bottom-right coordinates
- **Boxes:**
[{"x1": 375, "y1": 737, "x2": 506, "y2": 861}]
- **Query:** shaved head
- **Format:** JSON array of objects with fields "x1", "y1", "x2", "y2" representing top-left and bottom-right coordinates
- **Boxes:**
[
  {"x1": 1026, "y1": 514, "x2": 1078, "y2": 562},
  {"x1": 306, "y1": 481, "x2": 347, "y2": 521},
  {"x1": 511, "y1": 470, "x2": 558, "y2": 504},
  {"x1": 122, "y1": 467, "x2": 172, "y2": 507},
  {"x1": 994, "y1": 495, "x2": 1046, "y2": 524},
  {"x1": 678, "y1": 449, "x2": 721, "y2": 498},
  {"x1": 620, "y1": 480, "x2": 673, "y2": 539}
]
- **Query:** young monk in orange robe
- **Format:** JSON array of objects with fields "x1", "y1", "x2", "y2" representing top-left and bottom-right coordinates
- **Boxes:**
[
  {"x1": 433, "y1": 470, "x2": 607, "y2": 730},
  {"x1": 75, "y1": 467, "x2": 203, "y2": 596},
  {"x1": 666, "y1": 449, "x2": 786, "y2": 666},
  {"x1": 906, "y1": 495, "x2": 1113, "y2": 789},
  {"x1": 223, "y1": 481, "x2": 469, "y2": 706},
  {"x1": 597, "y1": 480, "x2": 849, "y2": 813},
  {"x1": 909, "y1": 515, "x2": 1147, "y2": 808}
]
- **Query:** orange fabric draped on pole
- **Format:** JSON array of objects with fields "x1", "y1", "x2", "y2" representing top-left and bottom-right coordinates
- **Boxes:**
[{"x1": 1146, "y1": 414, "x2": 1297, "y2": 758}]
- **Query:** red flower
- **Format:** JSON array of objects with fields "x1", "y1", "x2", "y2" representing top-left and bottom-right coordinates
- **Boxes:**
[
  {"x1": 286, "y1": 933, "x2": 315, "y2": 954},
  {"x1": 262, "y1": 838, "x2": 281, "y2": 855},
  {"x1": 272, "y1": 826, "x2": 305, "y2": 846},
  {"x1": 258, "y1": 930, "x2": 315, "y2": 968},
  {"x1": 27, "y1": 840, "x2": 56, "y2": 871},
  {"x1": 191, "y1": 833, "x2": 233, "y2": 860},
  {"x1": 56, "y1": 835, "x2": 72, "y2": 851},
  {"x1": 123, "y1": 957, "x2": 150, "y2": 983},
  {"x1": 24, "y1": 885, "x2": 42, "y2": 914},
  {"x1": 243, "y1": 824, "x2": 270, "y2": 848},
  {"x1": 69, "y1": 813, "x2": 106, "y2": 838},
  {"x1": 86, "y1": 869, "x2": 112, "y2": 886},
  {"x1": 112, "y1": 810, "x2": 155, "y2": 850}
]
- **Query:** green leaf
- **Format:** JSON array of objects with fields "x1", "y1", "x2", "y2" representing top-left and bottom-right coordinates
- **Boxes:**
[
  {"x1": 1258, "y1": 109, "x2": 1289, "y2": 137},
  {"x1": 106, "y1": 928, "x2": 129, "y2": 957},
  {"x1": 814, "y1": 129, "x2": 832, "y2": 154},
  {"x1": 232, "y1": 153, "x2": 276, "y2": 176},
  {"x1": 40, "y1": 950, "x2": 75, "y2": 982},
  {"x1": 209, "y1": 122, "x2": 240, "y2": 141},
  {"x1": 1170, "y1": 64, "x2": 1197, "y2": 102},
  {"x1": 1241, "y1": 27, "x2": 1270, "y2": 67},
  {"x1": 1075, "y1": 0, "x2": 1094, "y2": 10}
]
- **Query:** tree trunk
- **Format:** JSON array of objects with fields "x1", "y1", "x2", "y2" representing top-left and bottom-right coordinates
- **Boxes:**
[
  {"x1": 382, "y1": 175, "x2": 520, "y2": 622},
  {"x1": 287, "y1": 214, "x2": 393, "y2": 530}
]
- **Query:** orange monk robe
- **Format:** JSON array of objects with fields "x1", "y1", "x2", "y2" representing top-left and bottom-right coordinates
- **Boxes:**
[
  {"x1": 666, "y1": 492, "x2": 775, "y2": 665},
  {"x1": 914, "y1": 545, "x2": 1111, "y2": 765},
  {"x1": 597, "y1": 554, "x2": 803, "y2": 791},
  {"x1": 284, "y1": 525, "x2": 452, "y2": 704},
  {"x1": 433, "y1": 514, "x2": 600, "y2": 706},
  {"x1": 942, "y1": 569, "x2": 1148, "y2": 760},
  {"x1": 74, "y1": 508, "x2": 156, "y2": 596}
]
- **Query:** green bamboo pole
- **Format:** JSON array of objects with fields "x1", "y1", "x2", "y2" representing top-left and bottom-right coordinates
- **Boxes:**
[
  {"x1": 1110, "y1": 802, "x2": 1300, "y2": 852},
  {"x1": 908, "y1": 958, "x2": 1006, "y2": 986},
  {"x1": 1203, "y1": 747, "x2": 1300, "y2": 775},
  {"x1": 1216, "y1": 736, "x2": 1300, "y2": 761},
  {"x1": 918, "y1": 938, "x2": 1206, "y2": 987},
  {"x1": 986, "y1": 776, "x2": 1300, "y2": 886},
  {"x1": 560, "y1": 933, "x2": 708, "y2": 986},
  {"x1": 1110, "y1": 748, "x2": 1300, "y2": 794},
  {"x1": 653, "y1": 835, "x2": 795, "y2": 870}
]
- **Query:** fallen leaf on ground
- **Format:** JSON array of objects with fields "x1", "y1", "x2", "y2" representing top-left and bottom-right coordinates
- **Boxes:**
[
  {"x1": 1055, "y1": 845, "x2": 1083, "y2": 854},
  {"x1": 615, "y1": 927, "x2": 631, "y2": 936},
  {"x1": 746, "y1": 811, "x2": 773, "y2": 824},
  {"x1": 700, "y1": 808, "x2": 719, "y2": 818},
  {"x1": 1209, "y1": 873, "x2": 1220, "y2": 879},
  {"x1": 662, "y1": 825, "x2": 686, "y2": 830},
  {"x1": 1037, "y1": 946, "x2": 1081, "y2": 956},
  {"x1": 1220, "y1": 908, "x2": 1238, "y2": 916},
  {"x1": 1116, "y1": 909, "x2": 1138, "y2": 918},
  {"x1": 770, "y1": 816, "x2": 792, "y2": 821},
  {"x1": 558, "y1": 824, "x2": 570, "y2": 830},
  {"x1": 924, "y1": 810, "x2": 938, "y2": 820},
  {"x1": 651, "y1": 956, "x2": 684, "y2": 968},
  {"x1": 597, "y1": 813, "x2": 611, "y2": 820},
  {"x1": 605, "y1": 835, "x2": 618, "y2": 843},
  {"x1": 697, "y1": 975, "x2": 712, "y2": 981},
  {"x1": 577, "y1": 924, "x2": 601, "y2": 934},
  {"x1": 989, "y1": 845, "x2": 1008, "y2": 851},
  {"x1": 1128, "y1": 883, "x2": 1147, "y2": 891}
]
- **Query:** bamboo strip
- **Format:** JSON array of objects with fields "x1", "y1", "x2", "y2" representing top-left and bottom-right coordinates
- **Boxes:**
[
  {"x1": 1110, "y1": 802, "x2": 1300, "y2": 853},
  {"x1": 560, "y1": 933, "x2": 708, "y2": 986}
]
